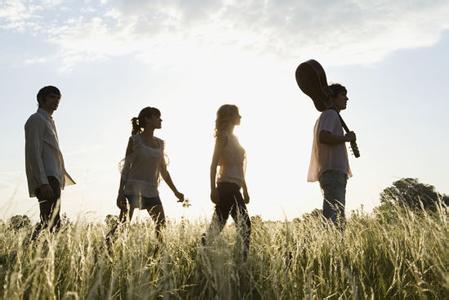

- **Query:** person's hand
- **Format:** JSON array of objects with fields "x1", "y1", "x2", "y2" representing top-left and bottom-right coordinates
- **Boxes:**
[
  {"x1": 243, "y1": 191, "x2": 250, "y2": 204},
  {"x1": 39, "y1": 184, "x2": 54, "y2": 200},
  {"x1": 345, "y1": 131, "x2": 356, "y2": 142},
  {"x1": 175, "y1": 191, "x2": 184, "y2": 202},
  {"x1": 116, "y1": 194, "x2": 127, "y2": 210},
  {"x1": 210, "y1": 188, "x2": 219, "y2": 204}
]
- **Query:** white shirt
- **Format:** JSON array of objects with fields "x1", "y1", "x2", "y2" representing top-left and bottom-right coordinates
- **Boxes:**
[
  {"x1": 121, "y1": 134, "x2": 165, "y2": 198},
  {"x1": 307, "y1": 109, "x2": 352, "y2": 182},
  {"x1": 217, "y1": 133, "x2": 246, "y2": 187},
  {"x1": 25, "y1": 108, "x2": 75, "y2": 197}
]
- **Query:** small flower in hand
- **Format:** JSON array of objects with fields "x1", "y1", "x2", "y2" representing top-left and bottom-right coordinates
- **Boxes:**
[{"x1": 182, "y1": 198, "x2": 191, "y2": 208}]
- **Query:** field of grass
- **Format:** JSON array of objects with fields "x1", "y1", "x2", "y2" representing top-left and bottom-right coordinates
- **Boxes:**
[{"x1": 0, "y1": 205, "x2": 448, "y2": 299}]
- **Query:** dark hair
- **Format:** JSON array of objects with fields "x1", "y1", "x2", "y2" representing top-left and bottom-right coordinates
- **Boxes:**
[
  {"x1": 131, "y1": 107, "x2": 161, "y2": 135},
  {"x1": 37, "y1": 86, "x2": 61, "y2": 107},
  {"x1": 328, "y1": 83, "x2": 347, "y2": 98}
]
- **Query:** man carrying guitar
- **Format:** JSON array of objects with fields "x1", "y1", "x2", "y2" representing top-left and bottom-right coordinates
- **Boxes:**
[{"x1": 307, "y1": 83, "x2": 357, "y2": 228}]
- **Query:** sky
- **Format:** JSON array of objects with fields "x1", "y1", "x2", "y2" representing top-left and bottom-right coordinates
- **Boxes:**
[{"x1": 1, "y1": 0, "x2": 449, "y2": 222}]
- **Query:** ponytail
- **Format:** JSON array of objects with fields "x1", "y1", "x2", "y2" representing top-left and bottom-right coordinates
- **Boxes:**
[
  {"x1": 130, "y1": 106, "x2": 161, "y2": 135},
  {"x1": 131, "y1": 117, "x2": 141, "y2": 135}
]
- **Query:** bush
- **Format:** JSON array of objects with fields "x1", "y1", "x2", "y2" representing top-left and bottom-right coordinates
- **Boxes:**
[
  {"x1": 380, "y1": 178, "x2": 449, "y2": 211},
  {"x1": 7, "y1": 215, "x2": 31, "y2": 231}
]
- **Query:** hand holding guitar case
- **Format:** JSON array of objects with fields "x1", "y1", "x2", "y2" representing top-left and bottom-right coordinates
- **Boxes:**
[{"x1": 295, "y1": 59, "x2": 360, "y2": 158}]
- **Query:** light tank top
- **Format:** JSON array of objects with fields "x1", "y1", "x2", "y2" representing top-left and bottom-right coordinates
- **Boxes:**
[
  {"x1": 122, "y1": 134, "x2": 165, "y2": 198},
  {"x1": 217, "y1": 133, "x2": 246, "y2": 187}
]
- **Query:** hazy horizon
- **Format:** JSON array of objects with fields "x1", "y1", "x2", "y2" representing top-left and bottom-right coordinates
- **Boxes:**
[{"x1": 1, "y1": 0, "x2": 449, "y2": 222}]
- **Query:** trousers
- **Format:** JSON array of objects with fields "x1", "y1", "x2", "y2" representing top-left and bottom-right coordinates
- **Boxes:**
[
  {"x1": 32, "y1": 176, "x2": 61, "y2": 237},
  {"x1": 319, "y1": 170, "x2": 347, "y2": 226},
  {"x1": 204, "y1": 182, "x2": 251, "y2": 259}
]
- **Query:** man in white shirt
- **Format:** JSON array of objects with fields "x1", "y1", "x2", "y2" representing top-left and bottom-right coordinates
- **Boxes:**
[
  {"x1": 25, "y1": 86, "x2": 75, "y2": 237},
  {"x1": 307, "y1": 83, "x2": 356, "y2": 227}
]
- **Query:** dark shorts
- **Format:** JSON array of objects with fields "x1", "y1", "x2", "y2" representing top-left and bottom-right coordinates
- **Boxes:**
[{"x1": 125, "y1": 194, "x2": 162, "y2": 210}]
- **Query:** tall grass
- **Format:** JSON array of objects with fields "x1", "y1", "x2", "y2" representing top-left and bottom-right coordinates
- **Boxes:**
[{"x1": 0, "y1": 204, "x2": 447, "y2": 299}]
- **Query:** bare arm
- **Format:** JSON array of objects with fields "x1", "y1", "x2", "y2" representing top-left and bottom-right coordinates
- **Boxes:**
[
  {"x1": 116, "y1": 138, "x2": 133, "y2": 209},
  {"x1": 319, "y1": 130, "x2": 356, "y2": 145},
  {"x1": 160, "y1": 143, "x2": 184, "y2": 202},
  {"x1": 210, "y1": 135, "x2": 226, "y2": 203},
  {"x1": 318, "y1": 111, "x2": 356, "y2": 146},
  {"x1": 160, "y1": 167, "x2": 184, "y2": 202},
  {"x1": 241, "y1": 178, "x2": 250, "y2": 204}
]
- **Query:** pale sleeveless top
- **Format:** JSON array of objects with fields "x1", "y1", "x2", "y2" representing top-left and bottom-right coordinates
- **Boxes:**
[
  {"x1": 217, "y1": 133, "x2": 246, "y2": 187},
  {"x1": 121, "y1": 134, "x2": 165, "y2": 198}
]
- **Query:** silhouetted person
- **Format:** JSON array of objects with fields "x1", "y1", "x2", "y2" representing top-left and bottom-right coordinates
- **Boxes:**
[
  {"x1": 202, "y1": 104, "x2": 251, "y2": 260},
  {"x1": 115, "y1": 107, "x2": 184, "y2": 242},
  {"x1": 307, "y1": 84, "x2": 356, "y2": 228},
  {"x1": 25, "y1": 86, "x2": 75, "y2": 239}
]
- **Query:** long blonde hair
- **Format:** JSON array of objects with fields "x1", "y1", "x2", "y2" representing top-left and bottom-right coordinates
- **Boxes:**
[{"x1": 215, "y1": 104, "x2": 239, "y2": 137}]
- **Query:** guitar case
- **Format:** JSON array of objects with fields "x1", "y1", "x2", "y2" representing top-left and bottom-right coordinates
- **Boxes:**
[{"x1": 295, "y1": 59, "x2": 331, "y2": 112}]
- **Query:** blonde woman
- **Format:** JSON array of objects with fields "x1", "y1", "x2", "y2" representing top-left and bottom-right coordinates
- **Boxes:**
[
  {"x1": 202, "y1": 104, "x2": 251, "y2": 260},
  {"x1": 116, "y1": 107, "x2": 184, "y2": 241}
]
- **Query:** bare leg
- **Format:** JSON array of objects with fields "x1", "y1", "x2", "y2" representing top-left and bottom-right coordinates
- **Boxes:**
[{"x1": 105, "y1": 206, "x2": 135, "y2": 250}]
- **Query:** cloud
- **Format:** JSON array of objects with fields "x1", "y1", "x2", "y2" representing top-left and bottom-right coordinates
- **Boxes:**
[
  {"x1": 0, "y1": 0, "x2": 37, "y2": 31},
  {"x1": 2, "y1": 0, "x2": 449, "y2": 66},
  {"x1": 24, "y1": 56, "x2": 50, "y2": 64},
  {"x1": 0, "y1": 0, "x2": 63, "y2": 31}
]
